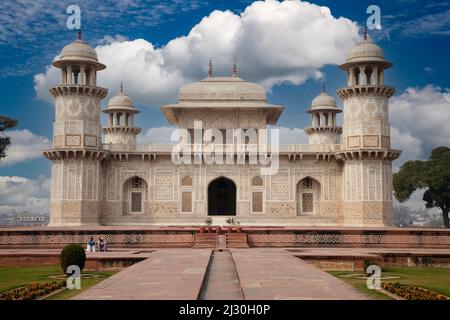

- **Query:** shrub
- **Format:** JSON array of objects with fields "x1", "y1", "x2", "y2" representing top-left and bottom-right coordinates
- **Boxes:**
[{"x1": 60, "y1": 244, "x2": 86, "y2": 275}]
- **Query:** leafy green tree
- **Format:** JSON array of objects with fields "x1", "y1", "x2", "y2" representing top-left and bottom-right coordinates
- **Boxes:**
[
  {"x1": 393, "y1": 147, "x2": 450, "y2": 228},
  {"x1": 0, "y1": 115, "x2": 18, "y2": 159}
]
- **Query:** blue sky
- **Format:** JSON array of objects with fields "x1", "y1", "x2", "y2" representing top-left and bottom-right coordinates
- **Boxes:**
[{"x1": 0, "y1": 0, "x2": 449, "y2": 214}]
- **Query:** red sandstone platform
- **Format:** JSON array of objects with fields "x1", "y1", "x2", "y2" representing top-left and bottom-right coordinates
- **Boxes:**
[{"x1": 0, "y1": 226, "x2": 449, "y2": 249}]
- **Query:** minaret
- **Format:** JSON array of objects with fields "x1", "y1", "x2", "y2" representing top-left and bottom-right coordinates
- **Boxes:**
[
  {"x1": 337, "y1": 32, "x2": 400, "y2": 226},
  {"x1": 43, "y1": 31, "x2": 108, "y2": 226},
  {"x1": 103, "y1": 84, "x2": 141, "y2": 145},
  {"x1": 304, "y1": 87, "x2": 342, "y2": 144}
]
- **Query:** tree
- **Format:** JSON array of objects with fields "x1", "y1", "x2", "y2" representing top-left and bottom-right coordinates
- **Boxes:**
[
  {"x1": 0, "y1": 115, "x2": 18, "y2": 159},
  {"x1": 393, "y1": 147, "x2": 450, "y2": 228}
]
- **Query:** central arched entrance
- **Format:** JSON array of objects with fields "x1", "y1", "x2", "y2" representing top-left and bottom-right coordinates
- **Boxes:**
[{"x1": 208, "y1": 177, "x2": 236, "y2": 216}]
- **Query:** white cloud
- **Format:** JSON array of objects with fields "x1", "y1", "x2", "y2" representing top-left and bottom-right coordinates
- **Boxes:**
[
  {"x1": 138, "y1": 127, "x2": 179, "y2": 144},
  {"x1": 277, "y1": 127, "x2": 308, "y2": 144},
  {"x1": 0, "y1": 175, "x2": 50, "y2": 214},
  {"x1": 0, "y1": 129, "x2": 51, "y2": 166},
  {"x1": 390, "y1": 85, "x2": 450, "y2": 169},
  {"x1": 34, "y1": 0, "x2": 359, "y2": 106}
]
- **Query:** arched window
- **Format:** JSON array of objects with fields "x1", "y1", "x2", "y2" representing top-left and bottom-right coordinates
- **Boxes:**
[
  {"x1": 123, "y1": 177, "x2": 147, "y2": 215},
  {"x1": 302, "y1": 177, "x2": 313, "y2": 189},
  {"x1": 251, "y1": 176, "x2": 264, "y2": 213},
  {"x1": 180, "y1": 176, "x2": 193, "y2": 213},
  {"x1": 296, "y1": 177, "x2": 321, "y2": 215},
  {"x1": 315, "y1": 113, "x2": 321, "y2": 126},
  {"x1": 131, "y1": 177, "x2": 142, "y2": 188}
]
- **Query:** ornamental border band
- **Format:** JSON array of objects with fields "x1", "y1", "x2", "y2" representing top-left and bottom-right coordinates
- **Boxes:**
[{"x1": 44, "y1": 32, "x2": 400, "y2": 227}]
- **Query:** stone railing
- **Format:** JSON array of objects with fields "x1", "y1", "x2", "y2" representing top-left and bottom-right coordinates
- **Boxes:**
[{"x1": 101, "y1": 143, "x2": 341, "y2": 154}]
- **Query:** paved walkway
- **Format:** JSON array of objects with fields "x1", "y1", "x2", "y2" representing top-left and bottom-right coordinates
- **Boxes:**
[
  {"x1": 72, "y1": 248, "x2": 371, "y2": 300},
  {"x1": 199, "y1": 250, "x2": 244, "y2": 300},
  {"x1": 72, "y1": 249, "x2": 211, "y2": 300},
  {"x1": 231, "y1": 249, "x2": 369, "y2": 300}
]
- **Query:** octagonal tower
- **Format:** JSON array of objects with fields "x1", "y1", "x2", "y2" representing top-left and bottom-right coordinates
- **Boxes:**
[
  {"x1": 337, "y1": 34, "x2": 400, "y2": 226},
  {"x1": 44, "y1": 32, "x2": 108, "y2": 226}
]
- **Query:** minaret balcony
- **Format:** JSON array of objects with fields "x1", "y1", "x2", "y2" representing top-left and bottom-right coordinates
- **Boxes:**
[
  {"x1": 43, "y1": 148, "x2": 108, "y2": 161},
  {"x1": 336, "y1": 148, "x2": 401, "y2": 161},
  {"x1": 102, "y1": 127, "x2": 141, "y2": 135},
  {"x1": 336, "y1": 85, "x2": 395, "y2": 99},
  {"x1": 50, "y1": 84, "x2": 108, "y2": 99},
  {"x1": 304, "y1": 126, "x2": 342, "y2": 135}
]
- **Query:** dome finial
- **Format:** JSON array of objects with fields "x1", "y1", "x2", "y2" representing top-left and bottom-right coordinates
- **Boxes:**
[
  {"x1": 77, "y1": 28, "x2": 82, "y2": 40},
  {"x1": 363, "y1": 26, "x2": 368, "y2": 41},
  {"x1": 322, "y1": 80, "x2": 326, "y2": 93},
  {"x1": 232, "y1": 57, "x2": 237, "y2": 77},
  {"x1": 208, "y1": 59, "x2": 213, "y2": 77},
  {"x1": 120, "y1": 81, "x2": 123, "y2": 93}
]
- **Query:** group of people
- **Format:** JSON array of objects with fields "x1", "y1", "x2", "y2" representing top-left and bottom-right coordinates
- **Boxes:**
[{"x1": 86, "y1": 236, "x2": 107, "y2": 252}]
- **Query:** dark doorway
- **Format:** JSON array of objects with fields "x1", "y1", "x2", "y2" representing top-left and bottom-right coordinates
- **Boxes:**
[{"x1": 208, "y1": 177, "x2": 236, "y2": 216}]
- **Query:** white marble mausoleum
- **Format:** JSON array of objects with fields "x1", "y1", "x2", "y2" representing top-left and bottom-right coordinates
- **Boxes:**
[{"x1": 44, "y1": 34, "x2": 401, "y2": 226}]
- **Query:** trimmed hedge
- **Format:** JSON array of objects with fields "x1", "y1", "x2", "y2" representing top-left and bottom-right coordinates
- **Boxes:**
[{"x1": 60, "y1": 244, "x2": 86, "y2": 274}]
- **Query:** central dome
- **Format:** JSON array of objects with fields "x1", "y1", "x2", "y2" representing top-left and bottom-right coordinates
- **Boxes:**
[{"x1": 178, "y1": 76, "x2": 267, "y2": 102}]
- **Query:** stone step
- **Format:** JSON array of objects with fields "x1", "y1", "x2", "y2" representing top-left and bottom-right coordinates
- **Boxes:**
[
  {"x1": 194, "y1": 233, "x2": 217, "y2": 248},
  {"x1": 226, "y1": 233, "x2": 249, "y2": 248}
]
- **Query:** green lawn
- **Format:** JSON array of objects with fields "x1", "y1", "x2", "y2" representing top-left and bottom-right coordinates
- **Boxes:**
[
  {"x1": 0, "y1": 265, "x2": 61, "y2": 292},
  {"x1": 329, "y1": 267, "x2": 450, "y2": 299},
  {"x1": 0, "y1": 265, "x2": 116, "y2": 300}
]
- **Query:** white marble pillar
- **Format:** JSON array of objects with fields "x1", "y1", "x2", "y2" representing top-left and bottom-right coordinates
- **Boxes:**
[
  {"x1": 113, "y1": 112, "x2": 118, "y2": 126},
  {"x1": 80, "y1": 65, "x2": 85, "y2": 85},
  {"x1": 61, "y1": 67, "x2": 67, "y2": 84},
  {"x1": 67, "y1": 66, "x2": 72, "y2": 84},
  {"x1": 372, "y1": 66, "x2": 378, "y2": 85},
  {"x1": 359, "y1": 66, "x2": 366, "y2": 85}
]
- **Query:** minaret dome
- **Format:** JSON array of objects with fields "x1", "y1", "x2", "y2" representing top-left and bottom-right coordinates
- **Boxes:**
[{"x1": 102, "y1": 85, "x2": 141, "y2": 145}]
